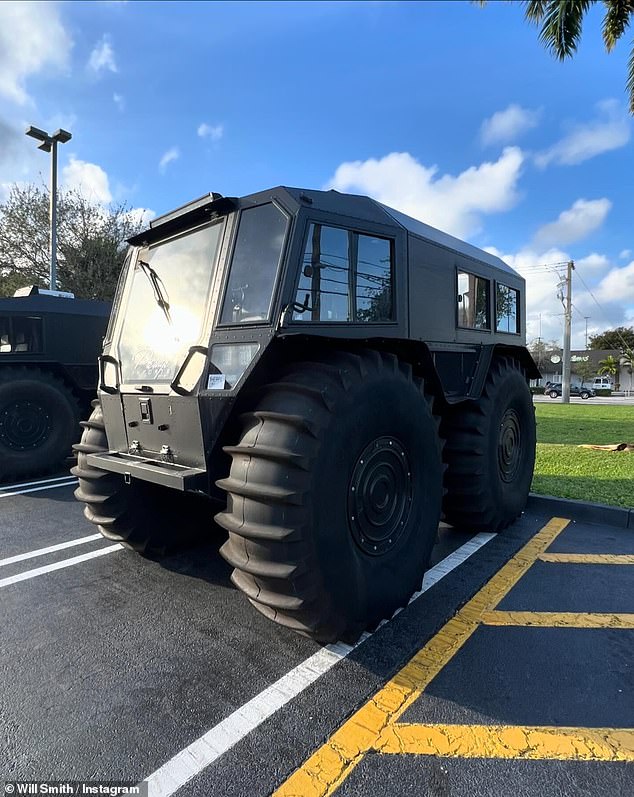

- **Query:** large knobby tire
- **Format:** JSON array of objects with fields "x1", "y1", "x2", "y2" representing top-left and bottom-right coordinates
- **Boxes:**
[
  {"x1": 0, "y1": 367, "x2": 80, "y2": 481},
  {"x1": 72, "y1": 401, "x2": 212, "y2": 555},
  {"x1": 441, "y1": 357, "x2": 536, "y2": 532},
  {"x1": 216, "y1": 350, "x2": 444, "y2": 643}
]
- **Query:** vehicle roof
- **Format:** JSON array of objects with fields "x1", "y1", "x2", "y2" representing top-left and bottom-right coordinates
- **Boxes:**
[
  {"x1": 0, "y1": 295, "x2": 111, "y2": 317},
  {"x1": 281, "y1": 187, "x2": 518, "y2": 278},
  {"x1": 139, "y1": 186, "x2": 520, "y2": 280}
]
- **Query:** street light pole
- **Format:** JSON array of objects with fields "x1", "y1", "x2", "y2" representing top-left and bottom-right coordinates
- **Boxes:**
[
  {"x1": 25, "y1": 125, "x2": 72, "y2": 292},
  {"x1": 50, "y1": 137, "x2": 58, "y2": 292}
]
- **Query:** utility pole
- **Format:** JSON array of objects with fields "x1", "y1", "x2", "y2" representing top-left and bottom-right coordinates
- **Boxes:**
[
  {"x1": 584, "y1": 316, "x2": 590, "y2": 350},
  {"x1": 561, "y1": 260, "x2": 575, "y2": 404},
  {"x1": 25, "y1": 126, "x2": 72, "y2": 291}
]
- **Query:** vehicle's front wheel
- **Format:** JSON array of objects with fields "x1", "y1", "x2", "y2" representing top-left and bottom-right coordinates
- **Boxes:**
[
  {"x1": 216, "y1": 350, "x2": 444, "y2": 643},
  {"x1": 441, "y1": 357, "x2": 536, "y2": 532},
  {"x1": 72, "y1": 401, "x2": 212, "y2": 554},
  {"x1": 549, "y1": 390, "x2": 559, "y2": 399},
  {"x1": 0, "y1": 367, "x2": 80, "y2": 481},
  {"x1": 581, "y1": 391, "x2": 590, "y2": 400}
]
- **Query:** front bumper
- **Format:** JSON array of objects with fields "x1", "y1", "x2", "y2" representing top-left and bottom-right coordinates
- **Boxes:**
[{"x1": 86, "y1": 451, "x2": 207, "y2": 492}]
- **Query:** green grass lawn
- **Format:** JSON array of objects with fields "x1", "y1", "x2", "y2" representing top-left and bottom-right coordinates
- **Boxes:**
[{"x1": 532, "y1": 403, "x2": 634, "y2": 508}]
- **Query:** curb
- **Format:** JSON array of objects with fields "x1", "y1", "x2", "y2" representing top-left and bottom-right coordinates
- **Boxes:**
[{"x1": 527, "y1": 493, "x2": 633, "y2": 529}]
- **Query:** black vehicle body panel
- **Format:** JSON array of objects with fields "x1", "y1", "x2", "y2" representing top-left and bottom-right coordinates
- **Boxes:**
[
  {"x1": 0, "y1": 294, "x2": 111, "y2": 394},
  {"x1": 92, "y1": 187, "x2": 539, "y2": 496}
]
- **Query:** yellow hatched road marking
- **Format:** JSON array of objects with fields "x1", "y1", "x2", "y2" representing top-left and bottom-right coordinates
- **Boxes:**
[
  {"x1": 378, "y1": 724, "x2": 634, "y2": 761},
  {"x1": 539, "y1": 553, "x2": 634, "y2": 565},
  {"x1": 273, "y1": 517, "x2": 571, "y2": 797},
  {"x1": 481, "y1": 611, "x2": 634, "y2": 629}
]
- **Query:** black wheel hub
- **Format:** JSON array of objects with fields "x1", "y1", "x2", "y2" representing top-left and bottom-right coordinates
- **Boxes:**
[
  {"x1": 498, "y1": 408, "x2": 522, "y2": 483},
  {"x1": 348, "y1": 436, "x2": 412, "y2": 556},
  {"x1": 0, "y1": 399, "x2": 52, "y2": 451}
]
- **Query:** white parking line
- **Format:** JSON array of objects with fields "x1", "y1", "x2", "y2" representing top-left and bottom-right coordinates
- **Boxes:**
[
  {"x1": 0, "y1": 479, "x2": 78, "y2": 499},
  {"x1": 0, "y1": 534, "x2": 104, "y2": 569},
  {"x1": 144, "y1": 531, "x2": 496, "y2": 797},
  {"x1": 0, "y1": 544, "x2": 123, "y2": 588},
  {"x1": 0, "y1": 474, "x2": 77, "y2": 492}
]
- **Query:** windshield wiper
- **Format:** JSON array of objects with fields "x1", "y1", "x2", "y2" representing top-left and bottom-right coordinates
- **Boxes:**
[{"x1": 137, "y1": 259, "x2": 172, "y2": 325}]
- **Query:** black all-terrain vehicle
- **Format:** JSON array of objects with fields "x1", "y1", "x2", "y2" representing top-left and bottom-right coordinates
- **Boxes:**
[
  {"x1": 0, "y1": 288, "x2": 110, "y2": 481},
  {"x1": 73, "y1": 187, "x2": 539, "y2": 642}
]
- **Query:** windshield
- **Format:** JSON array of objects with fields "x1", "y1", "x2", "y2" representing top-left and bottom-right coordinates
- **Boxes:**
[{"x1": 117, "y1": 221, "x2": 223, "y2": 384}]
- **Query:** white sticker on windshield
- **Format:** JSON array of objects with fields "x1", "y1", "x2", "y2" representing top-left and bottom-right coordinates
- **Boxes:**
[{"x1": 207, "y1": 373, "x2": 226, "y2": 390}]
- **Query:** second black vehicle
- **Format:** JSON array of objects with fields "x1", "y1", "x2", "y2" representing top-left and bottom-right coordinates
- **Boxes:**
[{"x1": 546, "y1": 383, "x2": 595, "y2": 399}]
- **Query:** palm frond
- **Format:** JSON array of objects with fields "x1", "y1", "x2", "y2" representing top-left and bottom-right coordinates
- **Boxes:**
[
  {"x1": 602, "y1": 0, "x2": 634, "y2": 51},
  {"x1": 535, "y1": 0, "x2": 594, "y2": 59},
  {"x1": 523, "y1": 0, "x2": 551, "y2": 24},
  {"x1": 627, "y1": 39, "x2": 634, "y2": 112}
]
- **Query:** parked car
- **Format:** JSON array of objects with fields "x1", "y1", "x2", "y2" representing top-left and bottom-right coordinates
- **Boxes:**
[{"x1": 545, "y1": 383, "x2": 595, "y2": 399}]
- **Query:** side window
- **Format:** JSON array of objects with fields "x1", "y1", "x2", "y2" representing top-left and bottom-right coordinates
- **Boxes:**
[
  {"x1": 295, "y1": 224, "x2": 351, "y2": 321},
  {"x1": 457, "y1": 272, "x2": 490, "y2": 330},
  {"x1": 356, "y1": 234, "x2": 392, "y2": 322},
  {"x1": 496, "y1": 284, "x2": 519, "y2": 333},
  {"x1": 221, "y1": 203, "x2": 289, "y2": 324},
  {"x1": 0, "y1": 316, "x2": 9, "y2": 352},
  {"x1": 0, "y1": 316, "x2": 43, "y2": 353},
  {"x1": 294, "y1": 224, "x2": 394, "y2": 323}
]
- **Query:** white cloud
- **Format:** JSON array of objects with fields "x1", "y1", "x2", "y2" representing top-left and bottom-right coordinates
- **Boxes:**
[
  {"x1": 62, "y1": 156, "x2": 112, "y2": 204},
  {"x1": 480, "y1": 104, "x2": 541, "y2": 146},
  {"x1": 159, "y1": 147, "x2": 180, "y2": 173},
  {"x1": 533, "y1": 198, "x2": 612, "y2": 248},
  {"x1": 535, "y1": 99, "x2": 630, "y2": 168},
  {"x1": 597, "y1": 260, "x2": 634, "y2": 304},
  {"x1": 619, "y1": 249, "x2": 631, "y2": 260},
  {"x1": 113, "y1": 93, "x2": 124, "y2": 111},
  {"x1": 326, "y1": 147, "x2": 524, "y2": 239},
  {"x1": 0, "y1": 2, "x2": 71, "y2": 104},
  {"x1": 197, "y1": 122, "x2": 223, "y2": 141},
  {"x1": 88, "y1": 36, "x2": 117, "y2": 75},
  {"x1": 575, "y1": 253, "x2": 611, "y2": 272}
]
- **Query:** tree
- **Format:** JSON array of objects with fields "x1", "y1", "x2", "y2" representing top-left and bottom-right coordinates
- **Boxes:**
[
  {"x1": 479, "y1": 1, "x2": 634, "y2": 113},
  {"x1": 0, "y1": 183, "x2": 145, "y2": 301},
  {"x1": 573, "y1": 358, "x2": 595, "y2": 385},
  {"x1": 589, "y1": 326, "x2": 634, "y2": 350},
  {"x1": 598, "y1": 354, "x2": 619, "y2": 377},
  {"x1": 528, "y1": 338, "x2": 561, "y2": 370}
]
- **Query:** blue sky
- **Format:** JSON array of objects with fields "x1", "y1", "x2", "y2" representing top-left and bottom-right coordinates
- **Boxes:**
[{"x1": 1, "y1": 0, "x2": 633, "y2": 347}]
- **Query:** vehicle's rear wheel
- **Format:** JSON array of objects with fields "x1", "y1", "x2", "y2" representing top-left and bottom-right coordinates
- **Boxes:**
[
  {"x1": 72, "y1": 401, "x2": 212, "y2": 555},
  {"x1": 549, "y1": 390, "x2": 559, "y2": 399},
  {"x1": 216, "y1": 350, "x2": 444, "y2": 643},
  {"x1": 0, "y1": 367, "x2": 80, "y2": 481},
  {"x1": 581, "y1": 391, "x2": 590, "y2": 400},
  {"x1": 441, "y1": 357, "x2": 536, "y2": 532}
]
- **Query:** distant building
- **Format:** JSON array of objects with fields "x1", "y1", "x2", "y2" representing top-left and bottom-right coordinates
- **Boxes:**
[{"x1": 534, "y1": 348, "x2": 633, "y2": 392}]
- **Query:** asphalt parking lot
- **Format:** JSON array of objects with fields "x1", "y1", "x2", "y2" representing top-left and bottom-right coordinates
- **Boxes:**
[{"x1": 1, "y1": 475, "x2": 633, "y2": 797}]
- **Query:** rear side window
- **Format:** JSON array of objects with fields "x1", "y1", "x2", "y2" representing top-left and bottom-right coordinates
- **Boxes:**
[
  {"x1": 496, "y1": 284, "x2": 519, "y2": 333},
  {"x1": 457, "y1": 272, "x2": 490, "y2": 330},
  {"x1": 0, "y1": 315, "x2": 43, "y2": 353},
  {"x1": 293, "y1": 224, "x2": 394, "y2": 323}
]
